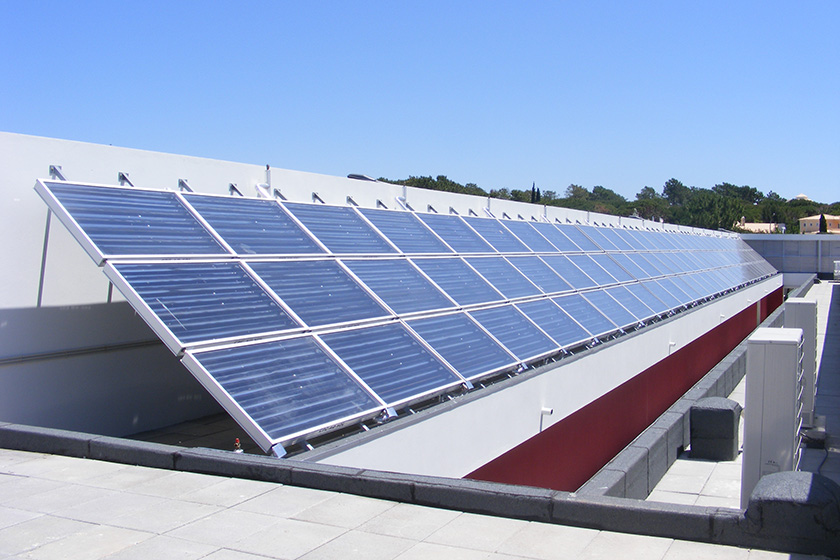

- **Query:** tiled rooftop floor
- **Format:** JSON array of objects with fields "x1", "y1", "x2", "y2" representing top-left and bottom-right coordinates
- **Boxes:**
[{"x1": 0, "y1": 448, "x2": 826, "y2": 559}]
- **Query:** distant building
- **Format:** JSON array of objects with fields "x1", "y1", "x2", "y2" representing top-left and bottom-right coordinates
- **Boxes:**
[
  {"x1": 736, "y1": 217, "x2": 785, "y2": 234},
  {"x1": 798, "y1": 214, "x2": 840, "y2": 234},
  {"x1": 793, "y1": 193, "x2": 810, "y2": 201}
]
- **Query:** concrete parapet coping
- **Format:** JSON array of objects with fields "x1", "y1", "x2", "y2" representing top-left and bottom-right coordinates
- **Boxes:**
[{"x1": 0, "y1": 419, "x2": 837, "y2": 557}]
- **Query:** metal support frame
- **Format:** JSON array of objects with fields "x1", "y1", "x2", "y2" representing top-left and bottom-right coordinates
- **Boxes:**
[
  {"x1": 117, "y1": 172, "x2": 134, "y2": 187},
  {"x1": 178, "y1": 179, "x2": 193, "y2": 192}
]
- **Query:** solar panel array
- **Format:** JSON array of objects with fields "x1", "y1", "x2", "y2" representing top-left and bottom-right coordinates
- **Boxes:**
[{"x1": 36, "y1": 180, "x2": 776, "y2": 455}]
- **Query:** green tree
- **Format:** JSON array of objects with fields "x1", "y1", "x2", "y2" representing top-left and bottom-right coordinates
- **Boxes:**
[
  {"x1": 712, "y1": 182, "x2": 764, "y2": 205},
  {"x1": 676, "y1": 189, "x2": 745, "y2": 230},
  {"x1": 633, "y1": 186, "x2": 669, "y2": 220},
  {"x1": 820, "y1": 214, "x2": 828, "y2": 233},
  {"x1": 662, "y1": 178, "x2": 691, "y2": 206}
]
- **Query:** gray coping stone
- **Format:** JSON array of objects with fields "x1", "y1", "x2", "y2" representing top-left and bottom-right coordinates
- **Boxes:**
[
  {"x1": 551, "y1": 493, "x2": 739, "y2": 543},
  {"x1": 690, "y1": 437, "x2": 739, "y2": 462},
  {"x1": 413, "y1": 475, "x2": 555, "y2": 522},
  {"x1": 89, "y1": 435, "x2": 180, "y2": 469},
  {"x1": 0, "y1": 423, "x2": 91, "y2": 457},
  {"x1": 631, "y1": 427, "x2": 669, "y2": 492},
  {"x1": 651, "y1": 411, "x2": 684, "y2": 465},
  {"x1": 742, "y1": 471, "x2": 840, "y2": 557},
  {"x1": 577, "y1": 468, "x2": 625, "y2": 497},
  {"x1": 610, "y1": 445, "x2": 648, "y2": 499},
  {"x1": 175, "y1": 447, "x2": 292, "y2": 484}
]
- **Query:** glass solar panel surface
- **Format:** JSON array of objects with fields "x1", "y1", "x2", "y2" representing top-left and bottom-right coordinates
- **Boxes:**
[
  {"x1": 184, "y1": 195, "x2": 323, "y2": 255},
  {"x1": 358, "y1": 208, "x2": 452, "y2": 254},
  {"x1": 284, "y1": 202, "x2": 396, "y2": 254},
  {"x1": 408, "y1": 313, "x2": 516, "y2": 380},
  {"x1": 556, "y1": 224, "x2": 599, "y2": 251},
  {"x1": 605, "y1": 286, "x2": 656, "y2": 320},
  {"x1": 506, "y1": 256, "x2": 572, "y2": 294},
  {"x1": 516, "y1": 299, "x2": 592, "y2": 347},
  {"x1": 500, "y1": 221, "x2": 558, "y2": 252},
  {"x1": 343, "y1": 259, "x2": 454, "y2": 314},
  {"x1": 188, "y1": 337, "x2": 381, "y2": 442},
  {"x1": 566, "y1": 255, "x2": 617, "y2": 286},
  {"x1": 553, "y1": 294, "x2": 617, "y2": 337},
  {"x1": 530, "y1": 222, "x2": 580, "y2": 252},
  {"x1": 417, "y1": 213, "x2": 495, "y2": 253},
  {"x1": 541, "y1": 255, "x2": 597, "y2": 289},
  {"x1": 462, "y1": 216, "x2": 530, "y2": 253},
  {"x1": 43, "y1": 182, "x2": 227, "y2": 258},
  {"x1": 465, "y1": 257, "x2": 541, "y2": 299},
  {"x1": 111, "y1": 262, "x2": 299, "y2": 347},
  {"x1": 320, "y1": 324, "x2": 463, "y2": 405},
  {"x1": 582, "y1": 290, "x2": 637, "y2": 329},
  {"x1": 249, "y1": 260, "x2": 388, "y2": 326},
  {"x1": 469, "y1": 306, "x2": 558, "y2": 361},
  {"x1": 412, "y1": 258, "x2": 503, "y2": 305}
]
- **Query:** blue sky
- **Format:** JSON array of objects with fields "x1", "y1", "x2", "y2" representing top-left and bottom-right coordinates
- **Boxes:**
[{"x1": 2, "y1": 2, "x2": 838, "y2": 203}]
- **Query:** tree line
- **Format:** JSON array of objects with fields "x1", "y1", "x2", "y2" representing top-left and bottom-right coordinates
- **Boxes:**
[{"x1": 379, "y1": 175, "x2": 839, "y2": 233}]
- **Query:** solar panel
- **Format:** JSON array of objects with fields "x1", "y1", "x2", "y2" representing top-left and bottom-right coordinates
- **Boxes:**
[
  {"x1": 501, "y1": 220, "x2": 558, "y2": 253},
  {"x1": 106, "y1": 262, "x2": 299, "y2": 351},
  {"x1": 320, "y1": 324, "x2": 464, "y2": 405},
  {"x1": 183, "y1": 337, "x2": 382, "y2": 446},
  {"x1": 552, "y1": 294, "x2": 617, "y2": 338},
  {"x1": 605, "y1": 286, "x2": 656, "y2": 321},
  {"x1": 506, "y1": 256, "x2": 573, "y2": 294},
  {"x1": 412, "y1": 257, "x2": 504, "y2": 305},
  {"x1": 566, "y1": 255, "x2": 617, "y2": 286},
  {"x1": 408, "y1": 313, "x2": 517, "y2": 380},
  {"x1": 597, "y1": 228, "x2": 634, "y2": 251},
  {"x1": 469, "y1": 305, "x2": 558, "y2": 361},
  {"x1": 556, "y1": 224, "x2": 599, "y2": 251},
  {"x1": 531, "y1": 222, "x2": 581, "y2": 252},
  {"x1": 624, "y1": 283, "x2": 669, "y2": 314},
  {"x1": 516, "y1": 299, "x2": 592, "y2": 348},
  {"x1": 462, "y1": 216, "x2": 530, "y2": 253},
  {"x1": 589, "y1": 254, "x2": 634, "y2": 283},
  {"x1": 577, "y1": 225, "x2": 618, "y2": 251},
  {"x1": 541, "y1": 255, "x2": 597, "y2": 289},
  {"x1": 465, "y1": 257, "x2": 541, "y2": 298},
  {"x1": 343, "y1": 259, "x2": 455, "y2": 314},
  {"x1": 358, "y1": 208, "x2": 452, "y2": 254},
  {"x1": 249, "y1": 260, "x2": 389, "y2": 327},
  {"x1": 417, "y1": 213, "x2": 495, "y2": 253},
  {"x1": 284, "y1": 202, "x2": 396, "y2": 254},
  {"x1": 37, "y1": 182, "x2": 227, "y2": 262},
  {"x1": 581, "y1": 290, "x2": 637, "y2": 330},
  {"x1": 184, "y1": 194, "x2": 324, "y2": 255}
]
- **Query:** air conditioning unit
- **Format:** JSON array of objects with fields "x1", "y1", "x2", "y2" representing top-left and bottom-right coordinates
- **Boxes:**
[
  {"x1": 740, "y1": 327, "x2": 804, "y2": 508},
  {"x1": 784, "y1": 298, "x2": 817, "y2": 426}
]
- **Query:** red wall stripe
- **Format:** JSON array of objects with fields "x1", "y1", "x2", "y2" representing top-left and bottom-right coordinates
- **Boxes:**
[{"x1": 466, "y1": 288, "x2": 783, "y2": 491}]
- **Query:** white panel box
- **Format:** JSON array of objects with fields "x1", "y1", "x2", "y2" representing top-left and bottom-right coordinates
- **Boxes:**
[
  {"x1": 784, "y1": 298, "x2": 817, "y2": 425},
  {"x1": 741, "y1": 327, "x2": 804, "y2": 508}
]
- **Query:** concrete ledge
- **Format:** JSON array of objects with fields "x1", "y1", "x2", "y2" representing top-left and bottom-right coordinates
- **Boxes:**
[
  {"x1": 413, "y1": 476, "x2": 555, "y2": 522},
  {"x1": 89, "y1": 436, "x2": 180, "y2": 469},
  {"x1": 175, "y1": 447, "x2": 292, "y2": 484},
  {"x1": 552, "y1": 493, "x2": 738, "y2": 544},
  {"x1": 0, "y1": 423, "x2": 92, "y2": 458}
]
